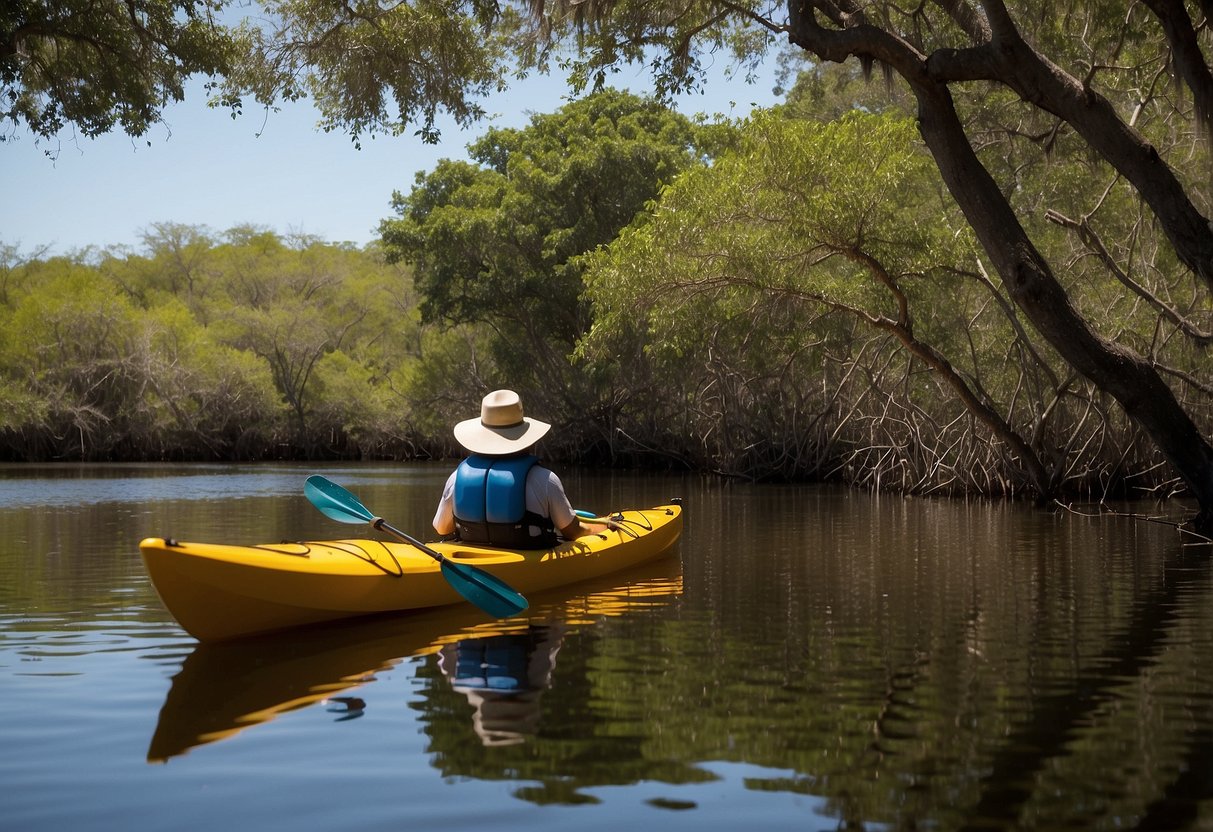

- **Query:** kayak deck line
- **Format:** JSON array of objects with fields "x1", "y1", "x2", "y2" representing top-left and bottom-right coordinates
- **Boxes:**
[{"x1": 161, "y1": 537, "x2": 408, "y2": 575}]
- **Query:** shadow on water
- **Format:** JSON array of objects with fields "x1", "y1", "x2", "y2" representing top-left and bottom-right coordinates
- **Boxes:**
[
  {"x1": 963, "y1": 545, "x2": 1213, "y2": 832},
  {"x1": 147, "y1": 556, "x2": 683, "y2": 762}
]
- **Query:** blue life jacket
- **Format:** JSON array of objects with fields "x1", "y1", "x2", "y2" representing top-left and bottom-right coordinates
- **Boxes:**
[{"x1": 453, "y1": 454, "x2": 557, "y2": 549}]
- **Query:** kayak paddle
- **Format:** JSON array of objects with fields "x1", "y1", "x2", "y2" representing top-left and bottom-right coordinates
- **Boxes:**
[{"x1": 304, "y1": 475, "x2": 528, "y2": 619}]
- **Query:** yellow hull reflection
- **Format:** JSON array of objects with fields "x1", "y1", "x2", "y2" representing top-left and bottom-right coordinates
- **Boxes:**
[{"x1": 146, "y1": 558, "x2": 683, "y2": 762}]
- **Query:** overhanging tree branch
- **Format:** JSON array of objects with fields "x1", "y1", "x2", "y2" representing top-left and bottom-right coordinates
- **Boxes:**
[
  {"x1": 788, "y1": 0, "x2": 1213, "y2": 531},
  {"x1": 1140, "y1": 0, "x2": 1213, "y2": 137},
  {"x1": 922, "y1": 2, "x2": 1213, "y2": 291},
  {"x1": 1045, "y1": 207, "x2": 1213, "y2": 347}
]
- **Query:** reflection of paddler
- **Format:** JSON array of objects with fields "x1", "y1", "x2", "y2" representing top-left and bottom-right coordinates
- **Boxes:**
[{"x1": 438, "y1": 624, "x2": 565, "y2": 746}]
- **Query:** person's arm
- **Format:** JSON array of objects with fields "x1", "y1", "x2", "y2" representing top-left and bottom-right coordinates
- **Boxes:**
[
  {"x1": 538, "y1": 468, "x2": 606, "y2": 539},
  {"x1": 433, "y1": 472, "x2": 457, "y2": 536},
  {"x1": 559, "y1": 517, "x2": 608, "y2": 540}
]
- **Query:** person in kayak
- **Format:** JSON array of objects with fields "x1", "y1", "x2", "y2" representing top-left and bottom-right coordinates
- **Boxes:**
[{"x1": 432, "y1": 389, "x2": 605, "y2": 548}]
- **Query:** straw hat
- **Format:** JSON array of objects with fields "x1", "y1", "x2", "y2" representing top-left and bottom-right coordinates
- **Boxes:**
[{"x1": 453, "y1": 390, "x2": 551, "y2": 455}]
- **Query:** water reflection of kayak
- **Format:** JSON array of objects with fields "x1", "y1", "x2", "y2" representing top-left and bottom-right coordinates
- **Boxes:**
[
  {"x1": 145, "y1": 559, "x2": 683, "y2": 763},
  {"x1": 140, "y1": 504, "x2": 682, "y2": 642}
]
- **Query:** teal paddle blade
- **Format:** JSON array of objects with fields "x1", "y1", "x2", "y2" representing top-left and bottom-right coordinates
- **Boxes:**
[
  {"x1": 305, "y1": 475, "x2": 530, "y2": 620},
  {"x1": 305, "y1": 475, "x2": 376, "y2": 525},
  {"x1": 440, "y1": 560, "x2": 529, "y2": 619}
]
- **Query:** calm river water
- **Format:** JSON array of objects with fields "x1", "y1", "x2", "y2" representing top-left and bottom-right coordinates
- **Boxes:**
[{"x1": 2, "y1": 462, "x2": 1211, "y2": 831}]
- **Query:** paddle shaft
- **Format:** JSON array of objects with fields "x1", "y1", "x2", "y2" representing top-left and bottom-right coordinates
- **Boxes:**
[{"x1": 371, "y1": 517, "x2": 449, "y2": 564}]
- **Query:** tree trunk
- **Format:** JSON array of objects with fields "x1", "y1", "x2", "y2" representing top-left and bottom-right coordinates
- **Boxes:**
[
  {"x1": 911, "y1": 80, "x2": 1213, "y2": 532},
  {"x1": 787, "y1": 4, "x2": 1213, "y2": 533}
]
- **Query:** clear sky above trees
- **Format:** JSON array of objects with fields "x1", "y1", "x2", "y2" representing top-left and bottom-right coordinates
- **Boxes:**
[
  {"x1": 3, "y1": 0, "x2": 784, "y2": 256},
  {"x1": 5, "y1": 65, "x2": 781, "y2": 253}
]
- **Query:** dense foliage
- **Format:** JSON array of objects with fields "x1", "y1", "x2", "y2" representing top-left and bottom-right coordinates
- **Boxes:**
[
  {"x1": 0, "y1": 228, "x2": 420, "y2": 460},
  {"x1": 4, "y1": 84, "x2": 1209, "y2": 516},
  {"x1": 1, "y1": 0, "x2": 234, "y2": 144},
  {"x1": 7, "y1": 1, "x2": 1213, "y2": 527},
  {"x1": 579, "y1": 97, "x2": 1211, "y2": 501},
  {"x1": 0, "y1": 91, "x2": 717, "y2": 462}
]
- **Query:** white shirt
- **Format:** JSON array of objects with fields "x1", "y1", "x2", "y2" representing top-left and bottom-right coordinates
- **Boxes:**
[{"x1": 432, "y1": 464, "x2": 578, "y2": 536}]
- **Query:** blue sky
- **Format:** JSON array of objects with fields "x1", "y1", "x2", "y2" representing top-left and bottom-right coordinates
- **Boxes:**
[{"x1": 4, "y1": 61, "x2": 785, "y2": 256}]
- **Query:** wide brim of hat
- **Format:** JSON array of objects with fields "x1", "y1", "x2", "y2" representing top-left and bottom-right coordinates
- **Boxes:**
[{"x1": 453, "y1": 416, "x2": 552, "y2": 455}]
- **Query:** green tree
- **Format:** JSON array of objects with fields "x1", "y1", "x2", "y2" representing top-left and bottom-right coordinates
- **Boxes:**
[
  {"x1": 217, "y1": 0, "x2": 513, "y2": 145},
  {"x1": 776, "y1": 1, "x2": 1213, "y2": 530},
  {"x1": 379, "y1": 89, "x2": 707, "y2": 434},
  {"x1": 198, "y1": 230, "x2": 371, "y2": 443},
  {"x1": 582, "y1": 111, "x2": 1058, "y2": 492},
  {"x1": 138, "y1": 299, "x2": 284, "y2": 457},
  {"x1": 2, "y1": 0, "x2": 235, "y2": 144},
  {"x1": 133, "y1": 222, "x2": 218, "y2": 303},
  {"x1": 0, "y1": 258, "x2": 145, "y2": 456},
  {"x1": 306, "y1": 247, "x2": 427, "y2": 456}
]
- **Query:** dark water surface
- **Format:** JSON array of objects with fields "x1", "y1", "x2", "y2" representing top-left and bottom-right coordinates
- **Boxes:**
[{"x1": 2, "y1": 462, "x2": 1211, "y2": 831}]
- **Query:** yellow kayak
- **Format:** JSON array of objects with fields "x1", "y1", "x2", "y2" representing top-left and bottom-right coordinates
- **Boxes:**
[{"x1": 140, "y1": 504, "x2": 682, "y2": 642}]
